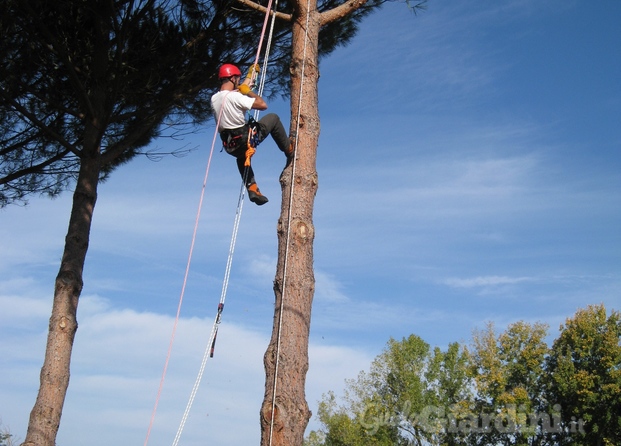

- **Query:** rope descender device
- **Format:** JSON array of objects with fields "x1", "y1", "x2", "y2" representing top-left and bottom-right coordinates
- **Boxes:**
[
  {"x1": 244, "y1": 123, "x2": 259, "y2": 167},
  {"x1": 209, "y1": 303, "x2": 225, "y2": 358}
]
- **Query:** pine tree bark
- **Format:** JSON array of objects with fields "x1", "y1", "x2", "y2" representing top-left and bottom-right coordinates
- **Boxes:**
[
  {"x1": 22, "y1": 152, "x2": 100, "y2": 446},
  {"x1": 259, "y1": 2, "x2": 321, "y2": 444}
]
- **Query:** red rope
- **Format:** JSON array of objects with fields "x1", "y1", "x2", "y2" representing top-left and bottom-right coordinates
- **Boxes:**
[
  {"x1": 144, "y1": 0, "x2": 275, "y2": 441},
  {"x1": 253, "y1": 0, "x2": 275, "y2": 68},
  {"x1": 143, "y1": 95, "x2": 228, "y2": 446}
]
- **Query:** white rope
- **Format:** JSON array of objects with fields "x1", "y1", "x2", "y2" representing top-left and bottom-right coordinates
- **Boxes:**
[
  {"x1": 268, "y1": 0, "x2": 312, "y2": 442},
  {"x1": 171, "y1": 179, "x2": 246, "y2": 446},
  {"x1": 169, "y1": 3, "x2": 281, "y2": 444},
  {"x1": 143, "y1": 90, "x2": 229, "y2": 446}
]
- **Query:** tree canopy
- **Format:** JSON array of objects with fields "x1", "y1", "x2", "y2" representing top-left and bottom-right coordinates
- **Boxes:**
[
  {"x1": 546, "y1": 304, "x2": 621, "y2": 446},
  {"x1": 307, "y1": 304, "x2": 621, "y2": 446}
]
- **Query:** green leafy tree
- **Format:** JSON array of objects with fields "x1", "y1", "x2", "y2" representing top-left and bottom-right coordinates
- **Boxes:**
[
  {"x1": 307, "y1": 308, "x2": 620, "y2": 446},
  {"x1": 426, "y1": 342, "x2": 473, "y2": 445},
  {"x1": 467, "y1": 321, "x2": 550, "y2": 446},
  {"x1": 307, "y1": 335, "x2": 472, "y2": 445},
  {"x1": 310, "y1": 390, "x2": 403, "y2": 445},
  {"x1": 545, "y1": 304, "x2": 621, "y2": 446},
  {"x1": 363, "y1": 335, "x2": 438, "y2": 444}
]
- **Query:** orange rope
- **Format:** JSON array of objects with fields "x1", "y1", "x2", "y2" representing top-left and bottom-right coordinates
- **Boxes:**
[{"x1": 244, "y1": 145, "x2": 256, "y2": 167}]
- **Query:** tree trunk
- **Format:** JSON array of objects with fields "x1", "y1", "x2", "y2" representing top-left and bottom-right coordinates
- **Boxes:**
[
  {"x1": 22, "y1": 155, "x2": 100, "y2": 446},
  {"x1": 260, "y1": 2, "x2": 320, "y2": 445}
]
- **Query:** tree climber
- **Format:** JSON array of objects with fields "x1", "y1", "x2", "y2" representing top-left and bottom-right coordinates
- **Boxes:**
[{"x1": 211, "y1": 63, "x2": 294, "y2": 205}]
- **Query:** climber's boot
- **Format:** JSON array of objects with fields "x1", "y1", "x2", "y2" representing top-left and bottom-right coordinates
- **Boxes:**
[{"x1": 247, "y1": 183, "x2": 268, "y2": 206}]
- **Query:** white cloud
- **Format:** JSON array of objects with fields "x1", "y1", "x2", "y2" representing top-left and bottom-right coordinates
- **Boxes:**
[
  {"x1": 0, "y1": 293, "x2": 373, "y2": 446},
  {"x1": 315, "y1": 270, "x2": 350, "y2": 303},
  {"x1": 444, "y1": 275, "x2": 535, "y2": 288},
  {"x1": 247, "y1": 253, "x2": 277, "y2": 284},
  {"x1": 0, "y1": 277, "x2": 53, "y2": 332}
]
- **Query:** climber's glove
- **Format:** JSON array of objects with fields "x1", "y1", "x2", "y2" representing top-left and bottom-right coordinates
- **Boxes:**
[{"x1": 246, "y1": 64, "x2": 260, "y2": 79}]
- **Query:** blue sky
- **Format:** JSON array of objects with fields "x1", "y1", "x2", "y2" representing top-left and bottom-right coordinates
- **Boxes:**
[{"x1": 1, "y1": 0, "x2": 620, "y2": 444}]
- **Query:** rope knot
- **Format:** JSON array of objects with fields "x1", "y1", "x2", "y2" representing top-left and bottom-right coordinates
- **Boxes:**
[{"x1": 245, "y1": 146, "x2": 256, "y2": 167}]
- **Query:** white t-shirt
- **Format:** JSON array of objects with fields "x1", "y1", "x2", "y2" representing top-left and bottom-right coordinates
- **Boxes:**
[{"x1": 211, "y1": 90, "x2": 256, "y2": 131}]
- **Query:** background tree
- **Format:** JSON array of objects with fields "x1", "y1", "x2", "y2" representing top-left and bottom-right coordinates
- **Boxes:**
[
  {"x1": 0, "y1": 432, "x2": 13, "y2": 446},
  {"x1": 1, "y1": 2, "x2": 247, "y2": 443},
  {"x1": 0, "y1": 0, "x2": 377, "y2": 444},
  {"x1": 309, "y1": 390, "x2": 403, "y2": 445},
  {"x1": 308, "y1": 307, "x2": 620, "y2": 446},
  {"x1": 545, "y1": 304, "x2": 621, "y2": 446},
  {"x1": 365, "y1": 335, "x2": 439, "y2": 443},
  {"x1": 307, "y1": 335, "x2": 471, "y2": 445},
  {"x1": 426, "y1": 342, "x2": 473, "y2": 445},
  {"x1": 0, "y1": 420, "x2": 18, "y2": 446},
  {"x1": 467, "y1": 321, "x2": 550, "y2": 445}
]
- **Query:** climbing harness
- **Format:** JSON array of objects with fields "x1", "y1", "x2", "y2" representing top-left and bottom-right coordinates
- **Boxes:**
[{"x1": 220, "y1": 117, "x2": 260, "y2": 157}]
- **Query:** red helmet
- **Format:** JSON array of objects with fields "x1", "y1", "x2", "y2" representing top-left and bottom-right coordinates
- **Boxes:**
[{"x1": 218, "y1": 64, "x2": 241, "y2": 79}]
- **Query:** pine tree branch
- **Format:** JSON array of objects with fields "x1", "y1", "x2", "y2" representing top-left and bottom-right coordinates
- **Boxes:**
[
  {"x1": 235, "y1": 0, "x2": 293, "y2": 22},
  {"x1": 319, "y1": 0, "x2": 369, "y2": 26},
  {"x1": 0, "y1": 148, "x2": 72, "y2": 185},
  {"x1": 0, "y1": 88, "x2": 82, "y2": 158}
]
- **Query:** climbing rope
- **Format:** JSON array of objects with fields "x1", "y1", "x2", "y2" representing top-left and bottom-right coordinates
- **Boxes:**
[
  {"x1": 267, "y1": 0, "x2": 310, "y2": 443},
  {"x1": 252, "y1": 0, "x2": 278, "y2": 119},
  {"x1": 246, "y1": 0, "x2": 279, "y2": 166},
  {"x1": 144, "y1": 2, "x2": 282, "y2": 445},
  {"x1": 143, "y1": 90, "x2": 225, "y2": 446},
  {"x1": 171, "y1": 176, "x2": 247, "y2": 446}
]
